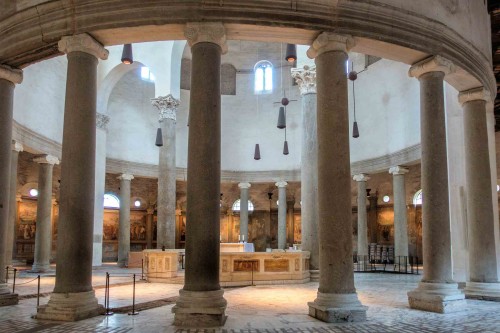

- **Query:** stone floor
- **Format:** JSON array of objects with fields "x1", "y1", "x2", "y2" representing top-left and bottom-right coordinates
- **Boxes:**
[{"x1": 1, "y1": 268, "x2": 500, "y2": 332}]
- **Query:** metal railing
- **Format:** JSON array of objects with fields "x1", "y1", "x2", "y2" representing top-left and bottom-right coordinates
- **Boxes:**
[{"x1": 352, "y1": 255, "x2": 419, "y2": 274}]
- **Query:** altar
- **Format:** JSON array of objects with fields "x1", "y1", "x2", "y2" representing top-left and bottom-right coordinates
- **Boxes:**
[{"x1": 142, "y1": 249, "x2": 183, "y2": 282}]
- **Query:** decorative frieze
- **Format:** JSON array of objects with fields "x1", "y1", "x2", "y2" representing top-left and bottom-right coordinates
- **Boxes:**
[
  {"x1": 151, "y1": 94, "x2": 180, "y2": 122},
  {"x1": 458, "y1": 87, "x2": 491, "y2": 105},
  {"x1": 307, "y1": 33, "x2": 355, "y2": 59},
  {"x1": 58, "y1": 33, "x2": 109, "y2": 60},
  {"x1": 96, "y1": 113, "x2": 110, "y2": 130},
  {"x1": 408, "y1": 55, "x2": 455, "y2": 79},
  {"x1": 184, "y1": 22, "x2": 228, "y2": 54},
  {"x1": 0, "y1": 64, "x2": 23, "y2": 84},
  {"x1": 291, "y1": 65, "x2": 317, "y2": 95}
]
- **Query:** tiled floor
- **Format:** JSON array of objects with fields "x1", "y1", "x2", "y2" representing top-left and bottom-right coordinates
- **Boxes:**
[{"x1": 2, "y1": 270, "x2": 500, "y2": 333}]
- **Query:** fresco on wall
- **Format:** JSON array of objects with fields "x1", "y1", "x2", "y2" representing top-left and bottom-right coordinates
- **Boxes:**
[
  {"x1": 130, "y1": 212, "x2": 146, "y2": 241},
  {"x1": 18, "y1": 200, "x2": 37, "y2": 240},
  {"x1": 377, "y1": 207, "x2": 394, "y2": 244},
  {"x1": 294, "y1": 215, "x2": 301, "y2": 244},
  {"x1": 103, "y1": 211, "x2": 119, "y2": 241}
]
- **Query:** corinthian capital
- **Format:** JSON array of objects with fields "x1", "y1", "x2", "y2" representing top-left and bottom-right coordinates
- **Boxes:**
[
  {"x1": 58, "y1": 33, "x2": 109, "y2": 60},
  {"x1": 0, "y1": 64, "x2": 23, "y2": 84},
  {"x1": 291, "y1": 65, "x2": 317, "y2": 95},
  {"x1": 184, "y1": 22, "x2": 228, "y2": 54},
  {"x1": 408, "y1": 55, "x2": 455, "y2": 79},
  {"x1": 151, "y1": 94, "x2": 180, "y2": 122},
  {"x1": 307, "y1": 33, "x2": 355, "y2": 59}
]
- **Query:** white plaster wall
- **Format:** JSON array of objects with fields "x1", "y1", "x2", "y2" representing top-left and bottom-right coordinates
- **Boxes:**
[{"x1": 93, "y1": 128, "x2": 107, "y2": 266}]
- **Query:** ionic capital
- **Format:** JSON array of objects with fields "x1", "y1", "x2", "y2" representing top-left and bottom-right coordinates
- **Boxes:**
[
  {"x1": 0, "y1": 64, "x2": 23, "y2": 84},
  {"x1": 118, "y1": 173, "x2": 134, "y2": 181},
  {"x1": 458, "y1": 87, "x2": 491, "y2": 106},
  {"x1": 34, "y1": 154, "x2": 60, "y2": 165},
  {"x1": 353, "y1": 174, "x2": 370, "y2": 182},
  {"x1": 238, "y1": 182, "x2": 251, "y2": 190},
  {"x1": 96, "y1": 113, "x2": 110, "y2": 130},
  {"x1": 184, "y1": 22, "x2": 228, "y2": 54},
  {"x1": 151, "y1": 94, "x2": 180, "y2": 122},
  {"x1": 275, "y1": 181, "x2": 288, "y2": 188},
  {"x1": 307, "y1": 33, "x2": 355, "y2": 59},
  {"x1": 408, "y1": 55, "x2": 455, "y2": 79},
  {"x1": 291, "y1": 65, "x2": 317, "y2": 95},
  {"x1": 389, "y1": 166, "x2": 409, "y2": 176},
  {"x1": 12, "y1": 140, "x2": 23, "y2": 152},
  {"x1": 58, "y1": 33, "x2": 109, "y2": 60}
]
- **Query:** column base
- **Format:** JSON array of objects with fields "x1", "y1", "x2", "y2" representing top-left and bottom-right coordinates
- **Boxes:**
[
  {"x1": 310, "y1": 270, "x2": 320, "y2": 282},
  {"x1": 308, "y1": 292, "x2": 367, "y2": 323},
  {"x1": 464, "y1": 282, "x2": 500, "y2": 301},
  {"x1": 30, "y1": 262, "x2": 52, "y2": 273},
  {"x1": 0, "y1": 285, "x2": 19, "y2": 306},
  {"x1": 36, "y1": 290, "x2": 104, "y2": 321},
  {"x1": 172, "y1": 289, "x2": 227, "y2": 327},
  {"x1": 407, "y1": 282, "x2": 465, "y2": 313}
]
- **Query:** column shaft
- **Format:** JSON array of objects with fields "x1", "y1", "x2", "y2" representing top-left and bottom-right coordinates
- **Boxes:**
[
  {"x1": 6, "y1": 143, "x2": 22, "y2": 266},
  {"x1": 117, "y1": 175, "x2": 133, "y2": 267},
  {"x1": 390, "y1": 168, "x2": 409, "y2": 258},
  {"x1": 355, "y1": 178, "x2": 368, "y2": 256},
  {"x1": 276, "y1": 183, "x2": 287, "y2": 250},
  {"x1": 93, "y1": 116, "x2": 108, "y2": 267},
  {"x1": 239, "y1": 184, "x2": 250, "y2": 242},
  {"x1": 368, "y1": 195, "x2": 378, "y2": 244},
  {"x1": 146, "y1": 209, "x2": 154, "y2": 249}
]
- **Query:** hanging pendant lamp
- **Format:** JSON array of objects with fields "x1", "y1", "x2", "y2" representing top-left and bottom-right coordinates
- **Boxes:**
[
  {"x1": 352, "y1": 121, "x2": 359, "y2": 138},
  {"x1": 254, "y1": 144, "x2": 261, "y2": 160},
  {"x1": 285, "y1": 44, "x2": 297, "y2": 63},
  {"x1": 121, "y1": 44, "x2": 134, "y2": 65},
  {"x1": 277, "y1": 107, "x2": 286, "y2": 129},
  {"x1": 155, "y1": 127, "x2": 163, "y2": 147},
  {"x1": 283, "y1": 140, "x2": 289, "y2": 155},
  {"x1": 348, "y1": 64, "x2": 361, "y2": 139}
]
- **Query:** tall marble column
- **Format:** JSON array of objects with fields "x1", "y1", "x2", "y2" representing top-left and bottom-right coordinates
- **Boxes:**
[
  {"x1": 93, "y1": 113, "x2": 109, "y2": 266},
  {"x1": 389, "y1": 166, "x2": 409, "y2": 259},
  {"x1": 6, "y1": 141, "x2": 23, "y2": 266},
  {"x1": 152, "y1": 94, "x2": 179, "y2": 249},
  {"x1": 0, "y1": 64, "x2": 22, "y2": 307},
  {"x1": 31, "y1": 155, "x2": 59, "y2": 272},
  {"x1": 353, "y1": 174, "x2": 369, "y2": 257},
  {"x1": 117, "y1": 174, "x2": 133, "y2": 267},
  {"x1": 406, "y1": 56, "x2": 465, "y2": 313},
  {"x1": 459, "y1": 87, "x2": 500, "y2": 301},
  {"x1": 36, "y1": 34, "x2": 108, "y2": 321},
  {"x1": 292, "y1": 65, "x2": 319, "y2": 271},
  {"x1": 238, "y1": 182, "x2": 251, "y2": 242},
  {"x1": 306, "y1": 33, "x2": 366, "y2": 322},
  {"x1": 146, "y1": 207, "x2": 154, "y2": 249},
  {"x1": 275, "y1": 181, "x2": 288, "y2": 250},
  {"x1": 172, "y1": 22, "x2": 227, "y2": 327}
]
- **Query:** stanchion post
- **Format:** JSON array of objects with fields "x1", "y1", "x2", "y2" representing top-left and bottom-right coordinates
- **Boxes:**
[
  {"x1": 104, "y1": 272, "x2": 114, "y2": 316},
  {"x1": 4, "y1": 266, "x2": 8, "y2": 283},
  {"x1": 12, "y1": 269, "x2": 17, "y2": 293},
  {"x1": 141, "y1": 259, "x2": 145, "y2": 281},
  {"x1": 36, "y1": 275, "x2": 41, "y2": 308},
  {"x1": 128, "y1": 274, "x2": 138, "y2": 315}
]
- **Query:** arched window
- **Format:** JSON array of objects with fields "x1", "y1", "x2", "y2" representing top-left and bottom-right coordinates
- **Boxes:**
[
  {"x1": 413, "y1": 189, "x2": 423, "y2": 205},
  {"x1": 254, "y1": 61, "x2": 273, "y2": 94},
  {"x1": 104, "y1": 193, "x2": 120, "y2": 209},
  {"x1": 232, "y1": 199, "x2": 255, "y2": 212}
]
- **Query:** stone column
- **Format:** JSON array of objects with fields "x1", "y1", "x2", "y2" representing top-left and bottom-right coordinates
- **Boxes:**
[
  {"x1": 172, "y1": 22, "x2": 228, "y2": 327},
  {"x1": 0, "y1": 64, "x2": 22, "y2": 307},
  {"x1": 292, "y1": 65, "x2": 319, "y2": 272},
  {"x1": 406, "y1": 56, "x2": 465, "y2": 313},
  {"x1": 275, "y1": 181, "x2": 288, "y2": 250},
  {"x1": 146, "y1": 208, "x2": 154, "y2": 249},
  {"x1": 36, "y1": 34, "x2": 108, "y2": 320},
  {"x1": 6, "y1": 141, "x2": 23, "y2": 266},
  {"x1": 459, "y1": 87, "x2": 500, "y2": 301},
  {"x1": 306, "y1": 33, "x2": 366, "y2": 322},
  {"x1": 353, "y1": 174, "x2": 369, "y2": 257},
  {"x1": 388, "y1": 166, "x2": 409, "y2": 260},
  {"x1": 117, "y1": 174, "x2": 133, "y2": 267},
  {"x1": 238, "y1": 182, "x2": 251, "y2": 242},
  {"x1": 152, "y1": 94, "x2": 179, "y2": 249},
  {"x1": 31, "y1": 155, "x2": 59, "y2": 272},
  {"x1": 93, "y1": 113, "x2": 109, "y2": 266}
]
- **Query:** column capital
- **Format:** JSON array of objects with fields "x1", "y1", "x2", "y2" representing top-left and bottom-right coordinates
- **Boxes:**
[
  {"x1": 458, "y1": 87, "x2": 491, "y2": 105},
  {"x1": 117, "y1": 173, "x2": 134, "y2": 181},
  {"x1": 0, "y1": 64, "x2": 23, "y2": 84},
  {"x1": 307, "y1": 33, "x2": 355, "y2": 59},
  {"x1": 33, "y1": 154, "x2": 60, "y2": 165},
  {"x1": 291, "y1": 65, "x2": 317, "y2": 95},
  {"x1": 58, "y1": 33, "x2": 109, "y2": 60},
  {"x1": 151, "y1": 94, "x2": 180, "y2": 122},
  {"x1": 96, "y1": 113, "x2": 110, "y2": 130},
  {"x1": 238, "y1": 182, "x2": 251, "y2": 189},
  {"x1": 11, "y1": 140, "x2": 23, "y2": 152},
  {"x1": 184, "y1": 22, "x2": 228, "y2": 54},
  {"x1": 16, "y1": 194, "x2": 23, "y2": 202},
  {"x1": 408, "y1": 55, "x2": 455, "y2": 79},
  {"x1": 275, "y1": 181, "x2": 288, "y2": 188},
  {"x1": 353, "y1": 174, "x2": 370, "y2": 182},
  {"x1": 146, "y1": 208, "x2": 155, "y2": 215},
  {"x1": 389, "y1": 166, "x2": 409, "y2": 175}
]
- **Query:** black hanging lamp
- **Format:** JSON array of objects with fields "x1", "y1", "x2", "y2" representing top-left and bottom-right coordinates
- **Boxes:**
[
  {"x1": 121, "y1": 44, "x2": 134, "y2": 65},
  {"x1": 283, "y1": 140, "x2": 289, "y2": 155},
  {"x1": 254, "y1": 143, "x2": 261, "y2": 160},
  {"x1": 285, "y1": 44, "x2": 297, "y2": 63},
  {"x1": 155, "y1": 127, "x2": 163, "y2": 147},
  {"x1": 277, "y1": 107, "x2": 286, "y2": 129}
]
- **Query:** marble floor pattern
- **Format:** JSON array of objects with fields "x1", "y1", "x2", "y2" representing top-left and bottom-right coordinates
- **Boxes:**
[{"x1": 1, "y1": 271, "x2": 500, "y2": 333}]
